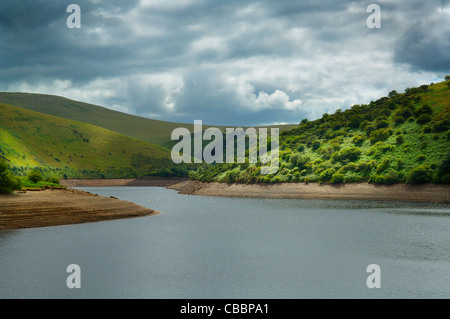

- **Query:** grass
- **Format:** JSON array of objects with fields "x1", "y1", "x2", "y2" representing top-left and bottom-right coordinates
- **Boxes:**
[
  {"x1": 0, "y1": 103, "x2": 180, "y2": 178},
  {"x1": 0, "y1": 93, "x2": 297, "y2": 148}
]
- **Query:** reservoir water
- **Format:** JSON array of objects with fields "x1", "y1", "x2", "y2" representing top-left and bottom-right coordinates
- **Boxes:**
[{"x1": 0, "y1": 186, "x2": 449, "y2": 299}]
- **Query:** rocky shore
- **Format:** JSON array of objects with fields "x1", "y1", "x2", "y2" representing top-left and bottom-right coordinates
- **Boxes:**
[{"x1": 0, "y1": 188, "x2": 158, "y2": 231}]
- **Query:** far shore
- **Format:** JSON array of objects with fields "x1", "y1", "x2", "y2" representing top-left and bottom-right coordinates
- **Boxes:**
[
  {"x1": 63, "y1": 178, "x2": 449, "y2": 203},
  {"x1": 168, "y1": 180, "x2": 450, "y2": 203},
  {"x1": 60, "y1": 177, "x2": 187, "y2": 187}
]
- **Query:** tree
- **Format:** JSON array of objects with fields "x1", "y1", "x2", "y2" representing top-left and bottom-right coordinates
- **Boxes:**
[
  {"x1": 445, "y1": 75, "x2": 450, "y2": 81},
  {"x1": 0, "y1": 159, "x2": 22, "y2": 194},
  {"x1": 416, "y1": 114, "x2": 432, "y2": 125},
  {"x1": 406, "y1": 165, "x2": 432, "y2": 184},
  {"x1": 27, "y1": 170, "x2": 44, "y2": 183},
  {"x1": 388, "y1": 90, "x2": 398, "y2": 98}
]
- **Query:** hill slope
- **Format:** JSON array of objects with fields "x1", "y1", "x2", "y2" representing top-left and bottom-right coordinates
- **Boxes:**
[
  {"x1": 0, "y1": 93, "x2": 297, "y2": 148},
  {"x1": 190, "y1": 80, "x2": 450, "y2": 184},
  {"x1": 0, "y1": 103, "x2": 181, "y2": 179}
]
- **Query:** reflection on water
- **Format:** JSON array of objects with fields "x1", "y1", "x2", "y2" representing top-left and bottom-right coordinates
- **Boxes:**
[{"x1": 0, "y1": 186, "x2": 449, "y2": 299}]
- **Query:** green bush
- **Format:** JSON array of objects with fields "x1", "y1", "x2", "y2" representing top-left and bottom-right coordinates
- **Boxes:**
[
  {"x1": 414, "y1": 104, "x2": 432, "y2": 117},
  {"x1": 370, "y1": 128, "x2": 391, "y2": 144},
  {"x1": 384, "y1": 170, "x2": 399, "y2": 184},
  {"x1": 352, "y1": 135, "x2": 365, "y2": 146},
  {"x1": 0, "y1": 160, "x2": 22, "y2": 194},
  {"x1": 289, "y1": 153, "x2": 310, "y2": 170},
  {"x1": 417, "y1": 154, "x2": 426, "y2": 162},
  {"x1": 312, "y1": 141, "x2": 321, "y2": 151},
  {"x1": 406, "y1": 165, "x2": 432, "y2": 184},
  {"x1": 433, "y1": 119, "x2": 450, "y2": 132},
  {"x1": 27, "y1": 170, "x2": 44, "y2": 183},
  {"x1": 376, "y1": 158, "x2": 391, "y2": 174},
  {"x1": 394, "y1": 115, "x2": 405, "y2": 125},
  {"x1": 436, "y1": 153, "x2": 450, "y2": 183},
  {"x1": 319, "y1": 168, "x2": 336, "y2": 182},
  {"x1": 422, "y1": 125, "x2": 432, "y2": 133},
  {"x1": 396, "y1": 135, "x2": 404, "y2": 145},
  {"x1": 330, "y1": 172, "x2": 345, "y2": 184},
  {"x1": 46, "y1": 176, "x2": 60, "y2": 184},
  {"x1": 416, "y1": 114, "x2": 432, "y2": 124},
  {"x1": 332, "y1": 147, "x2": 361, "y2": 163}
]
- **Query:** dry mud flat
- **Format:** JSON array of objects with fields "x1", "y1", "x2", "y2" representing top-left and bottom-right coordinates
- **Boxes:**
[
  {"x1": 0, "y1": 188, "x2": 158, "y2": 231},
  {"x1": 169, "y1": 180, "x2": 450, "y2": 203}
]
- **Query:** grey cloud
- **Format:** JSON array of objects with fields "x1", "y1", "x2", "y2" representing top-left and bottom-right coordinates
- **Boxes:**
[
  {"x1": 0, "y1": 0, "x2": 448, "y2": 126},
  {"x1": 394, "y1": 21, "x2": 450, "y2": 72}
]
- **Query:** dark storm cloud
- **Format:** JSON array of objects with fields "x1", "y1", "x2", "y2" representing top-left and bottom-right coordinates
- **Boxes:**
[
  {"x1": 0, "y1": 0, "x2": 448, "y2": 126},
  {"x1": 394, "y1": 20, "x2": 450, "y2": 72}
]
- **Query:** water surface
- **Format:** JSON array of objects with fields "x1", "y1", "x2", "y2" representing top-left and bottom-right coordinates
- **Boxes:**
[{"x1": 0, "y1": 187, "x2": 449, "y2": 299}]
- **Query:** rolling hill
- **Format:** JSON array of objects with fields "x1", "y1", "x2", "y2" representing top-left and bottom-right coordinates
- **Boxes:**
[
  {"x1": 0, "y1": 93, "x2": 297, "y2": 149},
  {"x1": 0, "y1": 102, "x2": 183, "y2": 179},
  {"x1": 190, "y1": 80, "x2": 450, "y2": 184}
]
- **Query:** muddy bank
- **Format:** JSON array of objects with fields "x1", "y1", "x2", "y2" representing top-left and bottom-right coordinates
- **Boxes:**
[
  {"x1": 168, "y1": 180, "x2": 450, "y2": 203},
  {"x1": 0, "y1": 189, "x2": 159, "y2": 231},
  {"x1": 61, "y1": 177, "x2": 188, "y2": 187}
]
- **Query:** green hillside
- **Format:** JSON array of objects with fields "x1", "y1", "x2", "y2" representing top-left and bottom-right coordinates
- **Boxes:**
[
  {"x1": 190, "y1": 80, "x2": 450, "y2": 184},
  {"x1": 0, "y1": 93, "x2": 297, "y2": 148},
  {"x1": 0, "y1": 103, "x2": 184, "y2": 179}
]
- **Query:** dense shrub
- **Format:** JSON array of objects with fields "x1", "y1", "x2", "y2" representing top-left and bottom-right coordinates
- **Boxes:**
[
  {"x1": 330, "y1": 172, "x2": 345, "y2": 184},
  {"x1": 406, "y1": 165, "x2": 432, "y2": 184},
  {"x1": 319, "y1": 168, "x2": 336, "y2": 182},
  {"x1": 436, "y1": 153, "x2": 450, "y2": 183},
  {"x1": 352, "y1": 135, "x2": 365, "y2": 146},
  {"x1": 394, "y1": 115, "x2": 406, "y2": 125},
  {"x1": 312, "y1": 141, "x2": 321, "y2": 151},
  {"x1": 414, "y1": 104, "x2": 432, "y2": 117},
  {"x1": 395, "y1": 135, "x2": 404, "y2": 145},
  {"x1": 370, "y1": 128, "x2": 391, "y2": 144},
  {"x1": 416, "y1": 114, "x2": 432, "y2": 125},
  {"x1": 384, "y1": 170, "x2": 399, "y2": 184},
  {"x1": 417, "y1": 154, "x2": 426, "y2": 162},
  {"x1": 422, "y1": 125, "x2": 432, "y2": 133},
  {"x1": 289, "y1": 153, "x2": 310, "y2": 170},
  {"x1": 331, "y1": 147, "x2": 361, "y2": 163},
  {"x1": 27, "y1": 170, "x2": 44, "y2": 183},
  {"x1": 0, "y1": 159, "x2": 22, "y2": 194},
  {"x1": 376, "y1": 158, "x2": 391, "y2": 174},
  {"x1": 376, "y1": 119, "x2": 390, "y2": 129},
  {"x1": 433, "y1": 119, "x2": 450, "y2": 132}
]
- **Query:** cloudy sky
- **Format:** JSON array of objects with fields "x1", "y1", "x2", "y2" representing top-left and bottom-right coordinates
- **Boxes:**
[{"x1": 1, "y1": 0, "x2": 449, "y2": 126}]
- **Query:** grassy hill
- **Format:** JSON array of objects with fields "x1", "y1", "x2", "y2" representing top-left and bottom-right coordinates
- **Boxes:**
[
  {"x1": 0, "y1": 93, "x2": 297, "y2": 149},
  {"x1": 190, "y1": 80, "x2": 450, "y2": 184},
  {"x1": 0, "y1": 103, "x2": 184, "y2": 179}
]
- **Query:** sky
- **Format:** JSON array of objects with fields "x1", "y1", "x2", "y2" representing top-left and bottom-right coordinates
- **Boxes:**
[{"x1": 1, "y1": 0, "x2": 449, "y2": 126}]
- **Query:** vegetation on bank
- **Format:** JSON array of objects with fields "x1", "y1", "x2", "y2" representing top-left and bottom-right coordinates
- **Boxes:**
[
  {"x1": 0, "y1": 160, "x2": 65, "y2": 192},
  {"x1": 0, "y1": 158, "x2": 22, "y2": 193},
  {"x1": 1, "y1": 79, "x2": 449, "y2": 185},
  {"x1": 190, "y1": 79, "x2": 450, "y2": 185}
]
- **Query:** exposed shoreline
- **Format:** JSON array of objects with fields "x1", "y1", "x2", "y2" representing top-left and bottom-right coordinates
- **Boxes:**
[
  {"x1": 0, "y1": 188, "x2": 159, "y2": 231},
  {"x1": 1, "y1": 179, "x2": 448, "y2": 232},
  {"x1": 168, "y1": 180, "x2": 450, "y2": 203},
  {"x1": 60, "y1": 177, "x2": 187, "y2": 187}
]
